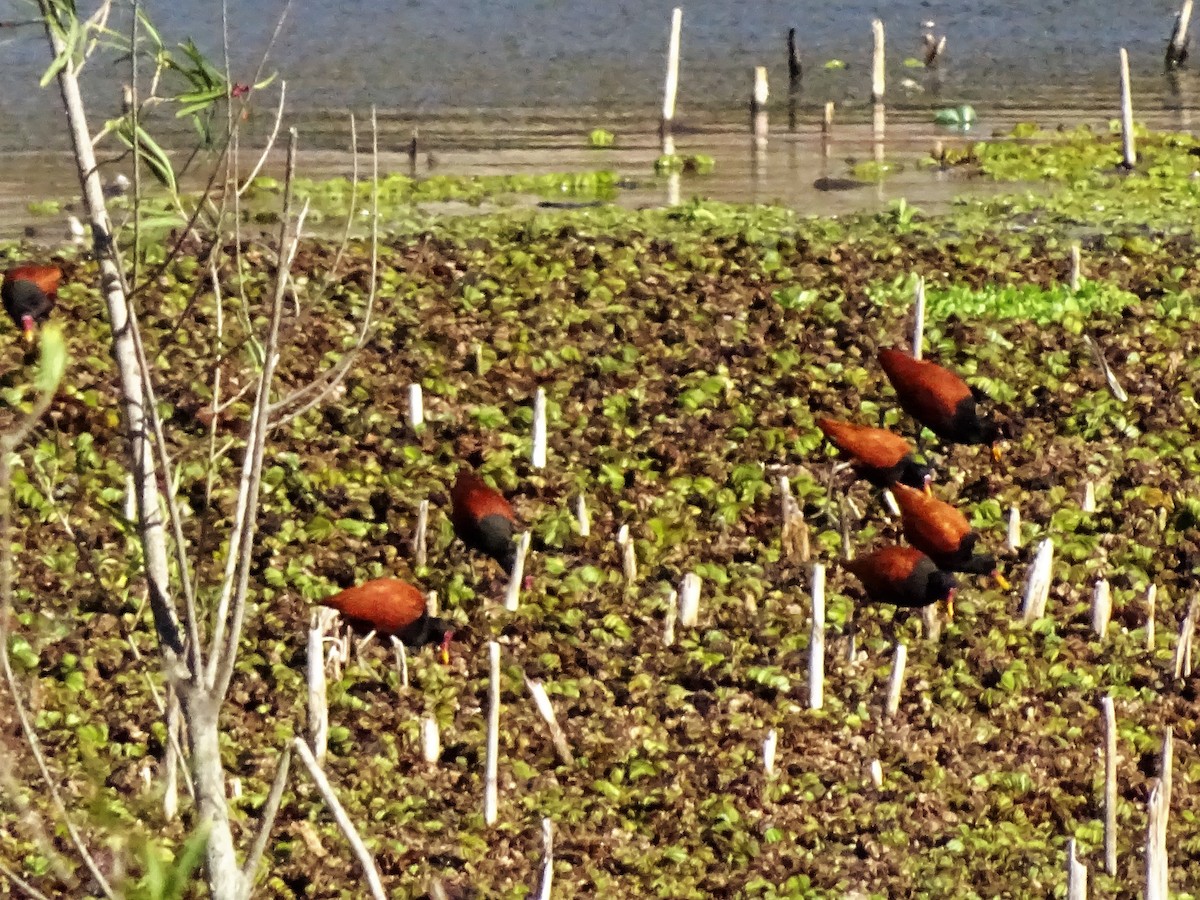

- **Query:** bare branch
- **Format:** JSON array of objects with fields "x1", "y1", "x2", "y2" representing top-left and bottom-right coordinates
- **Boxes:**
[
  {"x1": 291, "y1": 738, "x2": 386, "y2": 900},
  {"x1": 0, "y1": 859, "x2": 53, "y2": 900},
  {"x1": 239, "y1": 745, "x2": 293, "y2": 898}
]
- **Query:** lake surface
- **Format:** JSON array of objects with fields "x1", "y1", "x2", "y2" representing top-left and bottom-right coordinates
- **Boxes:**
[{"x1": 1, "y1": 0, "x2": 1200, "y2": 238}]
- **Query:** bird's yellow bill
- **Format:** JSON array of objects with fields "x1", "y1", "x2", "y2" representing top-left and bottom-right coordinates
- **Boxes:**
[
  {"x1": 440, "y1": 644, "x2": 451, "y2": 665},
  {"x1": 945, "y1": 592, "x2": 955, "y2": 621},
  {"x1": 22, "y1": 327, "x2": 36, "y2": 347},
  {"x1": 991, "y1": 444, "x2": 1004, "y2": 464},
  {"x1": 994, "y1": 571, "x2": 1011, "y2": 590}
]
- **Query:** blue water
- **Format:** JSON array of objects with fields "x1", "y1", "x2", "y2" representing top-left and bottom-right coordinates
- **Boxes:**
[{"x1": 0, "y1": 0, "x2": 1192, "y2": 151}]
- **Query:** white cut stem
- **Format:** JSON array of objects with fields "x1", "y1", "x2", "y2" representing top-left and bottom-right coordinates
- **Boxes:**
[
  {"x1": 421, "y1": 716, "x2": 440, "y2": 764},
  {"x1": 1082, "y1": 480, "x2": 1096, "y2": 513},
  {"x1": 762, "y1": 729, "x2": 778, "y2": 776},
  {"x1": 407, "y1": 383, "x2": 424, "y2": 429},
  {"x1": 1147, "y1": 584, "x2": 1158, "y2": 651},
  {"x1": 883, "y1": 489, "x2": 900, "y2": 517},
  {"x1": 678, "y1": 572, "x2": 701, "y2": 628},
  {"x1": 1069, "y1": 243, "x2": 1082, "y2": 292},
  {"x1": 1092, "y1": 578, "x2": 1111, "y2": 638},
  {"x1": 869, "y1": 759, "x2": 883, "y2": 788},
  {"x1": 622, "y1": 540, "x2": 638, "y2": 583},
  {"x1": 885, "y1": 643, "x2": 907, "y2": 717},
  {"x1": 292, "y1": 738, "x2": 387, "y2": 900},
  {"x1": 504, "y1": 532, "x2": 532, "y2": 611},
  {"x1": 484, "y1": 641, "x2": 501, "y2": 826},
  {"x1": 663, "y1": 589, "x2": 679, "y2": 646},
  {"x1": 1146, "y1": 778, "x2": 1169, "y2": 900},
  {"x1": 390, "y1": 636, "x2": 409, "y2": 690},
  {"x1": 1021, "y1": 538, "x2": 1054, "y2": 623},
  {"x1": 1066, "y1": 838, "x2": 1087, "y2": 900},
  {"x1": 1007, "y1": 506, "x2": 1022, "y2": 551},
  {"x1": 912, "y1": 276, "x2": 926, "y2": 360},
  {"x1": 414, "y1": 499, "x2": 428, "y2": 568},
  {"x1": 532, "y1": 387, "x2": 547, "y2": 469},
  {"x1": 1119, "y1": 48, "x2": 1136, "y2": 168},
  {"x1": 535, "y1": 818, "x2": 554, "y2": 900},
  {"x1": 809, "y1": 563, "x2": 826, "y2": 710},
  {"x1": 575, "y1": 494, "x2": 590, "y2": 537},
  {"x1": 752, "y1": 65, "x2": 769, "y2": 110},
  {"x1": 871, "y1": 19, "x2": 886, "y2": 103},
  {"x1": 661, "y1": 7, "x2": 683, "y2": 143},
  {"x1": 526, "y1": 677, "x2": 575, "y2": 766},
  {"x1": 306, "y1": 621, "x2": 329, "y2": 763},
  {"x1": 1102, "y1": 694, "x2": 1117, "y2": 876},
  {"x1": 1173, "y1": 597, "x2": 1198, "y2": 678},
  {"x1": 823, "y1": 101, "x2": 834, "y2": 134},
  {"x1": 426, "y1": 590, "x2": 439, "y2": 617}
]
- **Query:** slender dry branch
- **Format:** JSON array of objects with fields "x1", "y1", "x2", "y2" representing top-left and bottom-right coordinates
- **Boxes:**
[
  {"x1": 0, "y1": 859, "x2": 53, "y2": 900},
  {"x1": 239, "y1": 745, "x2": 293, "y2": 899},
  {"x1": 292, "y1": 738, "x2": 387, "y2": 900}
]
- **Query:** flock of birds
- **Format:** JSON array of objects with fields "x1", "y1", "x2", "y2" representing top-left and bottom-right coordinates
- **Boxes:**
[{"x1": 2, "y1": 261, "x2": 1009, "y2": 661}]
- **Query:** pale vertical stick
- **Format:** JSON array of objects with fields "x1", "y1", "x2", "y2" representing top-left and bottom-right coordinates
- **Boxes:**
[
  {"x1": 504, "y1": 532, "x2": 532, "y2": 611},
  {"x1": 912, "y1": 276, "x2": 926, "y2": 360},
  {"x1": 1007, "y1": 506, "x2": 1022, "y2": 551},
  {"x1": 414, "y1": 499, "x2": 429, "y2": 568},
  {"x1": 1119, "y1": 48, "x2": 1137, "y2": 168},
  {"x1": 1082, "y1": 480, "x2": 1096, "y2": 513},
  {"x1": 871, "y1": 19, "x2": 886, "y2": 103},
  {"x1": 1167, "y1": 0, "x2": 1194, "y2": 68},
  {"x1": 421, "y1": 716, "x2": 440, "y2": 764},
  {"x1": 661, "y1": 7, "x2": 683, "y2": 153},
  {"x1": 822, "y1": 101, "x2": 835, "y2": 133},
  {"x1": 535, "y1": 818, "x2": 554, "y2": 900},
  {"x1": 526, "y1": 677, "x2": 575, "y2": 766},
  {"x1": 1101, "y1": 694, "x2": 1117, "y2": 876},
  {"x1": 882, "y1": 489, "x2": 900, "y2": 517},
  {"x1": 1146, "y1": 779, "x2": 1168, "y2": 900},
  {"x1": 751, "y1": 66, "x2": 769, "y2": 148},
  {"x1": 884, "y1": 643, "x2": 907, "y2": 717},
  {"x1": 307, "y1": 614, "x2": 330, "y2": 763},
  {"x1": 663, "y1": 589, "x2": 679, "y2": 646},
  {"x1": 531, "y1": 387, "x2": 547, "y2": 469},
  {"x1": 1086, "y1": 334, "x2": 1129, "y2": 402},
  {"x1": 407, "y1": 383, "x2": 424, "y2": 429},
  {"x1": 1161, "y1": 726, "x2": 1174, "y2": 812},
  {"x1": 426, "y1": 590, "x2": 439, "y2": 617},
  {"x1": 809, "y1": 563, "x2": 826, "y2": 710},
  {"x1": 1021, "y1": 538, "x2": 1054, "y2": 622},
  {"x1": 1092, "y1": 578, "x2": 1111, "y2": 638},
  {"x1": 575, "y1": 494, "x2": 590, "y2": 537},
  {"x1": 1069, "y1": 243, "x2": 1082, "y2": 291},
  {"x1": 390, "y1": 636, "x2": 409, "y2": 690},
  {"x1": 1066, "y1": 838, "x2": 1087, "y2": 900},
  {"x1": 868, "y1": 759, "x2": 883, "y2": 788},
  {"x1": 1147, "y1": 584, "x2": 1158, "y2": 651},
  {"x1": 618, "y1": 525, "x2": 637, "y2": 582},
  {"x1": 1173, "y1": 597, "x2": 1198, "y2": 678},
  {"x1": 163, "y1": 689, "x2": 179, "y2": 821},
  {"x1": 678, "y1": 573, "x2": 701, "y2": 627},
  {"x1": 762, "y1": 729, "x2": 778, "y2": 776},
  {"x1": 484, "y1": 641, "x2": 501, "y2": 826}
]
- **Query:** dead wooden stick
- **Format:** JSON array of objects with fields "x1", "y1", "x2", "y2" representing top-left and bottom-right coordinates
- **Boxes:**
[
  {"x1": 1119, "y1": 48, "x2": 1137, "y2": 168},
  {"x1": 809, "y1": 563, "x2": 826, "y2": 709},
  {"x1": 661, "y1": 7, "x2": 683, "y2": 152},
  {"x1": 525, "y1": 677, "x2": 575, "y2": 766},
  {"x1": 484, "y1": 641, "x2": 501, "y2": 825},
  {"x1": 871, "y1": 19, "x2": 886, "y2": 103},
  {"x1": 1167, "y1": 0, "x2": 1194, "y2": 69},
  {"x1": 1101, "y1": 694, "x2": 1117, "y2": 876}
]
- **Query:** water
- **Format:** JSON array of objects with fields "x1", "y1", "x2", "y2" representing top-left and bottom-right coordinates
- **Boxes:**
[{"x1": 1, "y1": 0, "x2": 1200, "y2": 238}]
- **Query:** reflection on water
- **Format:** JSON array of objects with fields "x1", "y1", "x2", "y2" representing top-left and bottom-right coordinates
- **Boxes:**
[{"x1": 3, "y1": 101, "x2": 1197, "y2": 244}]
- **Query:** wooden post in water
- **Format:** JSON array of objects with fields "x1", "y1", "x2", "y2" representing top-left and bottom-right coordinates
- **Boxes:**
[
  {"x1": 1101, "y1": 694, "x2": 1117, "y2": 876},
  {"x1": 884, "y1": 642, "x2": 907, "y2": 717},
  {"x1": 661, "y1": 7, "x2": 683, "y2": 154},
  {"x1": 871, "y1": 19, "x2": 886, "y2": 103},
  {"x1": 822, "y1": 101, "x2": 835, "y2": 134},
  {"x1": 679, "y1": 572, "x2": 702, "y2": 628},
  {"x1": 787, "y1": 27, "x2": 802, "y2": 86},
  {"x1": 809, "y1": 563, "x2": 826, "y2": 709},
  {"x1": 1146, "y1": 584, "x2": 1158, "y2": 651},
  {"x1": 408, "y1": 383, "x2": 424, "y2": 429},
  {"x1": 421, "y1": 716, "x2": 440, "y2": 764},
  {"x1": 532, "y1": 387, "x2": 547, "y2": 469},
  {"x1": 1167, "y1": 0, "x2": 1194, "y2": 69},
  {"x1": 1119, "y1": 48, "x2": 1137, "y2": 168},
  {"x1": 1092, "y1": 578, "x2": 1111, "y2": 638},
  {"x1": 1021, "y1": 539, "x2": 1054, "y2": 622},
  {"x1": 762, "y1": 729, "x2": 778, "y2": 776},
  {"x1": 751, "y1": 66, "x2": 769, "y2": 151},
  {"x1": 414, "y1": 499, "x2": 429, "y2": 568},
  {"x1": 1007, "y1": 506, "x2": 1022, "y2": 550},
  {"x1": 1069, "y1": 242, "x2": 1082, "y2": 291}
]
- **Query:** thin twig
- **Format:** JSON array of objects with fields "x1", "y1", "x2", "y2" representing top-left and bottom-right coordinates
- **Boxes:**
[{"x1": 239, "y1": 745, "x2": 293, "y2": 899}]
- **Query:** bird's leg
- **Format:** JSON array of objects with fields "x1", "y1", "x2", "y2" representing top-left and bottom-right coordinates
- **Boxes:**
[{"x1": 824, "y1": 464, "x2": 841, "y2": 528}]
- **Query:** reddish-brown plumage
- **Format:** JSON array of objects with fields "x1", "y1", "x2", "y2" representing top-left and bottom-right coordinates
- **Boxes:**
[
  {"x1": 878, "y1": 347, "x2": 999, "y2": 449},
  {"x1": 451, "y1": 470, "x2": 518, "y2": 570},
  {"x1": 816, "y1": 417, "x2": 931, "y2": 489},
  {"x1": 891, "y1": 483, "x2": 970, "y2": 557},
  {"x1": 891, "y1": 483, "x2": 1006, "y2": 585},
  {"x1": 321, "y1": 578, "x2": 426, "y2": 633},
  {"x1": 320, "y1": 577, "x2": 454, "y2": 657},
  {"x1": 2, "y1": 264, "x2": 61, "y2": 344},
  {"x1": 843, "y1": 545, "x2": 956, "y2": 609}
]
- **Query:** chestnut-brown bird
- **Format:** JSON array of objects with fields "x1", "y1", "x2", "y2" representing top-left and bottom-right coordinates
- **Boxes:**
[
  {"x1": 451, "y1": 469, "x2": 517, "y2": 571},
  {"x1": 843, "y1": 545, "x2": 957, "y2": 616},
  {"x1": 320, "y1": 578, "x2": 453, "y2": 662},
  {"x1": 2, "y1": 264, "x2": 61, "y2": 346},
  {"x1": 816, "y1": 417, "x2": 932, "y2": 492},
  {"x1": 878, "y1": 348, "x2": 1001, "y2": 461},
  {"x1": 890, "y1": 483, "x2": 1010, "y2": 589}
]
